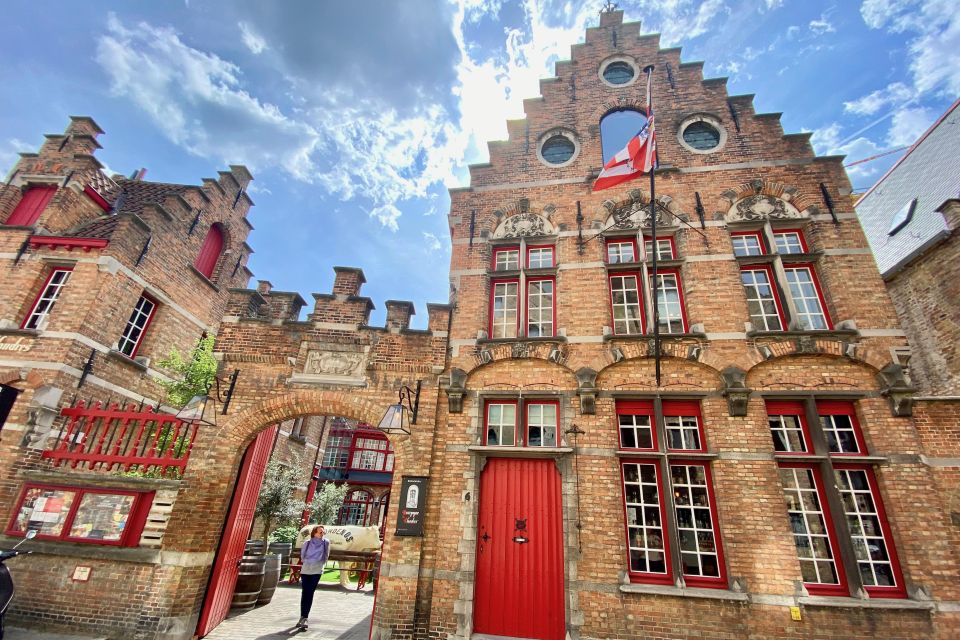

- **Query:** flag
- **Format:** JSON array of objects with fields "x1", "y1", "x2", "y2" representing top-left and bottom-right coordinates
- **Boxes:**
[{"x1": 592, "y1": 70, "x2": 657, "y2": 192}]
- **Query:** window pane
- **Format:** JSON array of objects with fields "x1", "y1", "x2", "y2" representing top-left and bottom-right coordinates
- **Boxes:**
[
  {"x1": 118, "y1": 295, "x2": 156, "y2": 357},
  {"x1": 69, "y1": 493, "x2": 135, "y2": 541},
  {"x1": 25, "y1": 269, "x2": 72, "y2": 330},
  {"x1": 779, "y1": 467, "x2": 840, "y2": 585},
  {"x1": 527, "y1": 280, "x2": 554, "y2": 337},
  {"x1": 741, "y1": 270, "x2": 783, "y2": 331},
  {"x1": 820, "y1": 414, "x2": 860, "y2": 454},
  {"x1": 619, "y1": 413, "x2": 653, "y2": 449},
  {"x1": 610, "y1": 275, "x2": 643, "y2": 334},
  {"x1": 12, "y1": 487, "x2": 77, "y2": 537},
  {"x1": 665, "y1": 415, "x2": 701, "y2": 450},
  {"x1": 785, "y1": 267, "x2": 828, "y2": 330},
  {"x1": 622, "y1": 462, "x2": 667, "y2": 574},
  {"x1": 768, "y1": 414, "x2": 807, "y2": 453},
  {"x1": 527, "y1": 403, "x2": 557, "y2": 447},
  {"x1": 671, "y1": 465, "x2": 720, "y2": 577},
  {"x1": 732, "y1": 234, "x2": 763, "y2": 257},
  {"x1": 492, "y1": 282, "x2": 518, "y2": 338},
  {"x1": 528, "y1": 247, "x2": 553, "y2": 268},
  {"x1": 487, "y1": 403, "x2": 516, "y2": 446},
  {"x1": 652, "y1": 273, "x2": 684, "y2": 334},
  {"x1": 607, "y1": 241, "x2": 636, "y2": 264},
  {"x1": 495, "y1": 249, "x2": 519, "y2": 271},
  {"x1": 834, "y1": 469, "x2": 897, "y2": 588},
  {"x1": 775, "y1": 232, "x2": 804, "y2": 254}
]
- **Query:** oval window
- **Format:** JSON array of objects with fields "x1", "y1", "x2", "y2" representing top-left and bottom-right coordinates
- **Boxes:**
[
  {"x1": 682, "y1": 121, "x2": 721, "y2": 151},
  {"x1": 603, "y1": 61, "x2": 635, "y2": 85},
  {"x1": 540, "y1": 135, "x2": 576, "y2": 165}
]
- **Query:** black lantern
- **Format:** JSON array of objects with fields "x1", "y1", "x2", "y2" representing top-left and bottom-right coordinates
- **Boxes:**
[
  {"x1": 175, "y1": 369, "x2": 240, "y2": 426},
  {"x1": 377, "y1": 381, "x2": 421, "y2": 436}
]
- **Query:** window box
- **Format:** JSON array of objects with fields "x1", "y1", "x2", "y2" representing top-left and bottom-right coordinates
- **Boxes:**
[{"x1": 7, "y1": 483, "x2": 153, "y2": 547}]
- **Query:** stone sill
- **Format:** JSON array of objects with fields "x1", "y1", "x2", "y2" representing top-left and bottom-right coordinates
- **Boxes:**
[
  {"x1": 107, "y1": 349, "x2": 147, "y2": 371},
  {"x1": 604, "y1": 332, "x2": 706, "y2": 342},
  {"x1": 620, "y1": 583, "x2": 748, "y2": 601},
  {"x1": 476, "y1": 336, "x2": 567, "y2": 345},
  {"x1": 468, "y1": 445, "x2": 573, "y2": 458},
  {"x1": 0, "y1": 326, "x2": 39, "y2": 337},
  {"x1": 189, "y1": 265, "x2": 221, "y2": 292},
  {"x1": 20, "y1": 468, "x2": 182, "y2": 491},
  {"x1": 616, "y1": 450, "x2": 718, "y2": 460},
  {"x1": 0, "y1": 535, "x2": 162, "y2": 564},
  {"x1": 603, "y1": 225, "x2": 680, "y2": 239},
  {"x1": 747, "y1": 329, "x2": 859, "y2": 339},
  {"x1": 772, "y1": 453, "x2": 889, "y2": 465},
  {"x1": 798, "y1": 596, "x2": 933, "y2": 610},
  {"x1": 488, "y1": 234, "x2": 558, "y2": 247},
  {"x1": 605, "y1": 259, "x2": 685, "y2": 271}
]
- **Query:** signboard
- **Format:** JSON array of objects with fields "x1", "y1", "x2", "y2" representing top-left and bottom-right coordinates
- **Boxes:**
[{"x1": 395, "y1": 476, "x2": 428, "y2": 537}]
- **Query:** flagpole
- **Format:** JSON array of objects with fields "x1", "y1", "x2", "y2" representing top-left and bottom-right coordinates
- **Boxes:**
[{"x1": 643, "y1": 64, "x2": 661, "y2": 388}]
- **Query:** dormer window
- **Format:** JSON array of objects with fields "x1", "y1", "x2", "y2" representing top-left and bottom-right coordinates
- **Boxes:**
[{"x1": 194, "y1": 224, "x2": 225, "y2": 279}]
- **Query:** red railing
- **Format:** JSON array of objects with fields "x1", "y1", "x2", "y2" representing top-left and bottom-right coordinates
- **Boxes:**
[{"x1": 42, "y1": 401, "x2": 199, "y2": 478}]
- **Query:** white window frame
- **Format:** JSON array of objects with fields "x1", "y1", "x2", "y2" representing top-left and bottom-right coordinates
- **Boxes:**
[
  {"x1": 117, "y1": 295, "x2": 156, "y2": 357},
  {"x1": 491, "y1": 281, "x2": 519, "y2": 339},
  {"x1": 526, "y1": 278, "x2": 554, "y2": 338},
  {"x1": 607, "y1": 241, "x2": 636, "y2": 264},
  {"x1": 741, "y1": 268, "x2": 783, "y2": 331},
  {"x1": 610, "y1": 273, "x2": 644, "y2": 335},
  {"x1": 23, "y1": 268, "x2": 72, "y2": 330},
  {"x1": 784, "y1": 266, "x2": 829, "y2": 330}
]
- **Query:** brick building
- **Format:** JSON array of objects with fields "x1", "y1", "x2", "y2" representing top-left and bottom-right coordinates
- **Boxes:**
[{"x1": 413, "y1": 9, "x2": 958, "y2": 640}]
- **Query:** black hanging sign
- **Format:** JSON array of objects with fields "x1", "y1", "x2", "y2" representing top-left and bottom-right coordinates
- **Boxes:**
[{"x1": 395, "y1": 476, "x2": 428, "y2": 537}]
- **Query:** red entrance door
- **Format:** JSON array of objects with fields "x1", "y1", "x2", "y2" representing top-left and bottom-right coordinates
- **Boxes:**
[
  {"x1": 474, "y1": 458, "x2": 564, "y2": 640},
  {"x1": 196, "y1": 424, "x2": 278, "y2": 636}
]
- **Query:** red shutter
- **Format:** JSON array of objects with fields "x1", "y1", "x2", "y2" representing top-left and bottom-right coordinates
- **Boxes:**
[
  {"x1": 195, "y1": 225, "x2": 224, "y2": 279},
  {"x1": 6, "y1": 186, "x2": 56, "y2": 226}
]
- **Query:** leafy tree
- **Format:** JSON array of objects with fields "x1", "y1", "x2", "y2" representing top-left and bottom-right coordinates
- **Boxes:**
[
  {"x1": 269, "y1": 524, "x2": 302, "y2": 544},
  {"x1": 255, "y1": 458, "x2": 308, "y2": 543},
  {"x1": 309, "y1": 482, "x2": 349, "y2": 525},
  {"x1": 156, "y1": 335, "x2": 218, "y2": 408}
]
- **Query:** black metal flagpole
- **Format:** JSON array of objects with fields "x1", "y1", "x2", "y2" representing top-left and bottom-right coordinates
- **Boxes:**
[{"x1": 644, "y1": 64, "x2": 661, "y2": 387}]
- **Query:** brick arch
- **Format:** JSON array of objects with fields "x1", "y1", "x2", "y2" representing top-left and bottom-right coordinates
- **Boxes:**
[
  {"x1": 744, "y1": 338, "x2": 890, "y2": 376},
  {"x1": 745, "y1": 352, "x2": 884, "y2": 391},
  {"x1": 592, "y1": 97, "x2": 648, "y2": 122},
  {"x1": 465, "y1": 356, "x2": 577, "y2": 389},
  {"x1": 484, "y1": 199, "x2": 558, "y2": 237},
  {"x1": 0, "y1": 369, "x2": 45, "y2": 389},
  {"x1": 718, "y1": 178, "x2": 818, "y2": 215},
  {"x1": 595, "y1": 354, "x2": 723, "y2": 391}
]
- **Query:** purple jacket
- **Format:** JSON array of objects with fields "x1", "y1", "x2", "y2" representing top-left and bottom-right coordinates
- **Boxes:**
[{"x1": 301, "y1": 537, "x2": 330, "y2": 575}]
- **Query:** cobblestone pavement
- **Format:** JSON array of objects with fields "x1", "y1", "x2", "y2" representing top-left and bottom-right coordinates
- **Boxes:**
[{"x1": 203, "y1": 582, "x2": 374, "y2": 640}]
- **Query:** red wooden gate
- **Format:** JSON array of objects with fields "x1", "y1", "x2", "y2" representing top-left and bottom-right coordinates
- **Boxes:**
[
  {"x1": 474, "y1": 458, "x2": 564, "y2": 640},
  {"x1": 196, "y1": 424, "x2": 278, "y2": 636}
]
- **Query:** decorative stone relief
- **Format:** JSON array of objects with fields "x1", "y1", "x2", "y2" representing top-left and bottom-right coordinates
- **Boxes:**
[
  {"x1": 878, "y1": 363, "x2": 915, "y2": 417},
  {"x1": 720, "y1": 366, "x2": 751, "y2": 417},
  {"x1": 727, "y1": 195, "x2": 802, "y2": 222},
  {"x1": 493, "y1": 213, "x2": 555, "y2": 239},
  {"x1": 603, "y1": 198, "x2": 672, "y2": 230},
  {"x1": 446, "y1": 368, "x2": 467, "y2": 413},
  {"x1": 576, "y1": 367, "x2": 598, "y2": 415},
  {"x1": 291, "y1": 344, "x2": 369, "y2": 385}
]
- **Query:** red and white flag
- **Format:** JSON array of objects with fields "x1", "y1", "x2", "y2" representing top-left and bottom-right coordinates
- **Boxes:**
[{"x1": 593, "y1": 71, "x2": 657, "y2": 192}]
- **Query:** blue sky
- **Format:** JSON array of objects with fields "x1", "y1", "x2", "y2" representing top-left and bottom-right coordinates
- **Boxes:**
[{"x1": 1, "y1": 1, "x2": 956, "y2": 327}]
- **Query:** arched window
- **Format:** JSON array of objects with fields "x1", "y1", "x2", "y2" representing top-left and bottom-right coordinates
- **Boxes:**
[
  {"x1": 338, "y1": 489, "x2": 373, "y2": 526},
  {"x1": 374, "y1": 492, "x2": 391, "y2": 534},
  {"x1": 6, "y1": 186, "x2": 57, "y2": 227},
  {"x1": 600, "y1": 109, "x2": 647, "y2": 164},
  {"x1": 194, "y1": 224, "x2": 224, "y2": 279}
]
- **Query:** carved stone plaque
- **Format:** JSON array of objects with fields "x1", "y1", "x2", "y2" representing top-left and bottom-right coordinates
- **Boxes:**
[{"x1": 291, "y1": 343, "x2": 369, "y2": 386}]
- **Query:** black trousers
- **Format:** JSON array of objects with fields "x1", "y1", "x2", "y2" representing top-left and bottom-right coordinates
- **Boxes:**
[{"x1": 300, "y1": 574, "x2": 322, "y2": 618}]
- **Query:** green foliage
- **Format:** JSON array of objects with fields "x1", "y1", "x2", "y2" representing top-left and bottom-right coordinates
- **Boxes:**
[
  {"x1": 156, "y1": 335, "x2": 218, "y2": 408},
  {"x1": 269, "y1": 524, "x2": 301, "y2": 544},
  {"x1": 309, "y1": 481, "x2": 349, "y2": 525},
  {"x1": 255, "y1": 457, "x2": 308, "y2": 543}
]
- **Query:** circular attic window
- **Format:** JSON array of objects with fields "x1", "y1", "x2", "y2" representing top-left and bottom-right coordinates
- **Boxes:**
[
  {"x1": 603, "y1": 61, "x2": 635, "y2": 85},
  {"x1": 677, "y1": 115, "x2": 727, "y2": 154},
  {"x1": 537, "y1": 131, "x2": 579, "y2": 167}
]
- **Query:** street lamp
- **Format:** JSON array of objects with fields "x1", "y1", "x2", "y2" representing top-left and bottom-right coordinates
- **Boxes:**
[
  {"x1": 175, "y1": 369, "x2": 240, "y2": 426},
  {"x1": 377, "y1": 381, "x2": 421, "y2": 436}
]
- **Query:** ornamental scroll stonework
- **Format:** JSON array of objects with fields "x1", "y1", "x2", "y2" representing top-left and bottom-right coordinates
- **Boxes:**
[
  {"x1": 727, "y1": 195, "x2": 802, "y2": 222},
  {"x1": 602, "y1": 197, "x2": 673, "y2": 230},
  {"x1": 492, "y1": 213, "x2": 555, "y2": 239}
]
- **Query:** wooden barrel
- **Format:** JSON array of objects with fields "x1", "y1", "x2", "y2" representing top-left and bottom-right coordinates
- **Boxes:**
[
  {"x1": 230, "y1": 555, "x2": 266, "y2": 610},
  {"x1": 268, "y1": 542, "x2": 292, "y2": 577},
  {"x1": 256, "y1": 554, "x2": 282, "y2": 606},
  {"x1": 245, "y1": 539, "x2": 266, "y2": 555}
]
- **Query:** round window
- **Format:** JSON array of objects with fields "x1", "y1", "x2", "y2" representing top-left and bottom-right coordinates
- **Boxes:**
[
  {"x1": 682, "y1": 121, "x2": 721, "y2": 151},
  {"x1": 540, "y1": 135, "x2": 576, "y2": 165},
  {"x1": 603, "y1": 61, "x2": 635, "y2": 85}
]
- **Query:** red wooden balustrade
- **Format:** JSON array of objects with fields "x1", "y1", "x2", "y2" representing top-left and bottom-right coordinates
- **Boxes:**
[{"x1": 42, "y1": 400, "x2": 199, "y2": 478}]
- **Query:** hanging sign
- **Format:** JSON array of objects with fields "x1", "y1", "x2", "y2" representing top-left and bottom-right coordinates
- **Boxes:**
[{"x1": 395, "y1": 476, "x2": 428, "y2": 537}]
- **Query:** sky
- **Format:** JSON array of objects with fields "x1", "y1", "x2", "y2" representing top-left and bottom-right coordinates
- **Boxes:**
[{"x1": 1, "y1": 0, "x2": 957, "y2": 327}]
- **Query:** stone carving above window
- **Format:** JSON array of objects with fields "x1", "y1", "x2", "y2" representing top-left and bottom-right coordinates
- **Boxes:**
[
  {"x1": 727, "y1": 195, "x2": 803, "y2": 222},
  {"x1": 492, "y1": 213, "x2": 555, "y2": 239},
  {"x1": 291, "y1": 344, "x2": 369, "y2": 386},
  {"x1": 602, "y1": 196, "x2": 674, "y2": 230}
]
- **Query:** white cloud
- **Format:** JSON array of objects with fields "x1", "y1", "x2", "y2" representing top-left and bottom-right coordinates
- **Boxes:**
[
  {"x1": 886, "y1": 105, "x2": 935, "y2": 146},
  {"x1": 422, "y1": 231, "x2": 443, "y2": 252},
  {"x1": 786, "y1": 25, "x2": 800, "y2": 39},
  {"x1": 370, "y1": 204, "x2": 402, "y2": 231},
  {"x1": 809, "y1": 15, "x2": 836, "y2": 35},
  {"x1": 238, "y1": 22, "x2": 267, "y2": 54},
  {"x1": 763, "y1": 0, "x2": 785, "y2": 10},
  {"x1": 810, "y1": 123, "x2": 884, "y2": 180},
  {"x1": 843, "y1": 82, "x2": 913, "y2": 115}
]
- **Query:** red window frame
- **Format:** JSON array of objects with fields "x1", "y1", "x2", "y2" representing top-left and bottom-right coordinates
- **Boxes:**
[
  {"x1": 338, "y1": 489, "x2": 374, "y2": 526},
  {"x1": 489, "y1": 278, "x2": 520, "y2": 339},
  {"x1": 765, "y1": 400, "x2": 813, "y2": 454},
  {"x1": 525, "y1": 276, "x2": 556, "y2": 338},
  {"x1": 669, "y1": 460, "x2": 727, "y2": 588},
  {"x1": 620, "y1": 459, "x2": 673, "y2": 584},
  {"x1": 484, "y1": 399, "x2": 518, "y2": 446},
  {"x1": 321, "y1": 428, "x2": 353, "y2": 469},
  {"x1": 349, "y1": 431, "x2": 394, "y2": 473},
  {"x1": 651, "y1": 268, "x2": 688, "y2": 334},
  {"x1": 6, "y1": 483, "x2": 153, "y2": 547},
  {"x1": 22, "y1": 267, "x2": 73, "y2": 330},
  {"x1": 6, "y1": 186, "x2": 57, "y2": 227},
  {"x1": 491, "y1": 245, "x2": 520, "y2": 271},
  {"x1": 777, "y1": 462, "x2": 849, "y2": 597},
  {"x1": 816, "y1": 400, "x2": 868, "y2": 456},
  {"x1": 526, "y1": 244, "x2": 555, "y2": 269},
  {"x1": 740, "y1": 264, "x2": 787, "y2": 331},
  {"x1": 117, "y1": 294, "x2": 158, "y2": 358},
  {"x1": 662, "y1": 400, "x2": 706, "y2": 453},
  {"x1": 643, "y1": 236, "x2": 676, "y2": 260},
  {"x1": 730, "y1": 231, "x2": 766, "y2": 256},
  {"x1": 194, "y1": 224, "x2": 224, "y2": 279},
  {"x1": 608, "y1": 270, "x2": 646, "y2": 336},
  {"x1": 606, "y1": 238, "x2": 638, "y2": 264},
  {"x1": 773, "y1": 228, "x2": 809, "y2": 254},
  {"x1": 616, "y1": 400, "x2": 657, "y2": 451},
  {"x1": 783, "y1": 263, "x2": 832, "y2": 330},
  {"x1": 831, "y1": 463, "x2": 906, "y2": 598},
  {"x1": 524, "y1": 399, "x2": 560, "y2": 447}
]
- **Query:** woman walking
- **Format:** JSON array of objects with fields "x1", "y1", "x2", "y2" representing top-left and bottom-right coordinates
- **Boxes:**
[{"x1": 298, "y1": 525, "x2": 330, "y2": 629}]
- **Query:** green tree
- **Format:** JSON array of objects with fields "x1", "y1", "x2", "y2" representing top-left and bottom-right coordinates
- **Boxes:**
[
  {"x1": 156, "y1": 335, "x2": 218, "y2": 408},
  {"x1": 309, "y1": 482, "x2": 349, "y2": 525},
  {"x1": 255, "y1": 458, "x2": 308, "y2": 543}
]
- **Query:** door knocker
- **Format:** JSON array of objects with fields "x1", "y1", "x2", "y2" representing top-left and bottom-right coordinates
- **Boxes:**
[{"x1": 513, "y1": 517, "x2": 528, "y2": 544}]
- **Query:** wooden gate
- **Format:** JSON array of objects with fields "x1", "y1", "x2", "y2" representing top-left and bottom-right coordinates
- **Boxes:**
[
  {"x1": 474, "y1": 458, "x2": 564, "y2": 640},
  {"x1": 196, "y1": 424, "x2": 278, "y2": 636}
]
